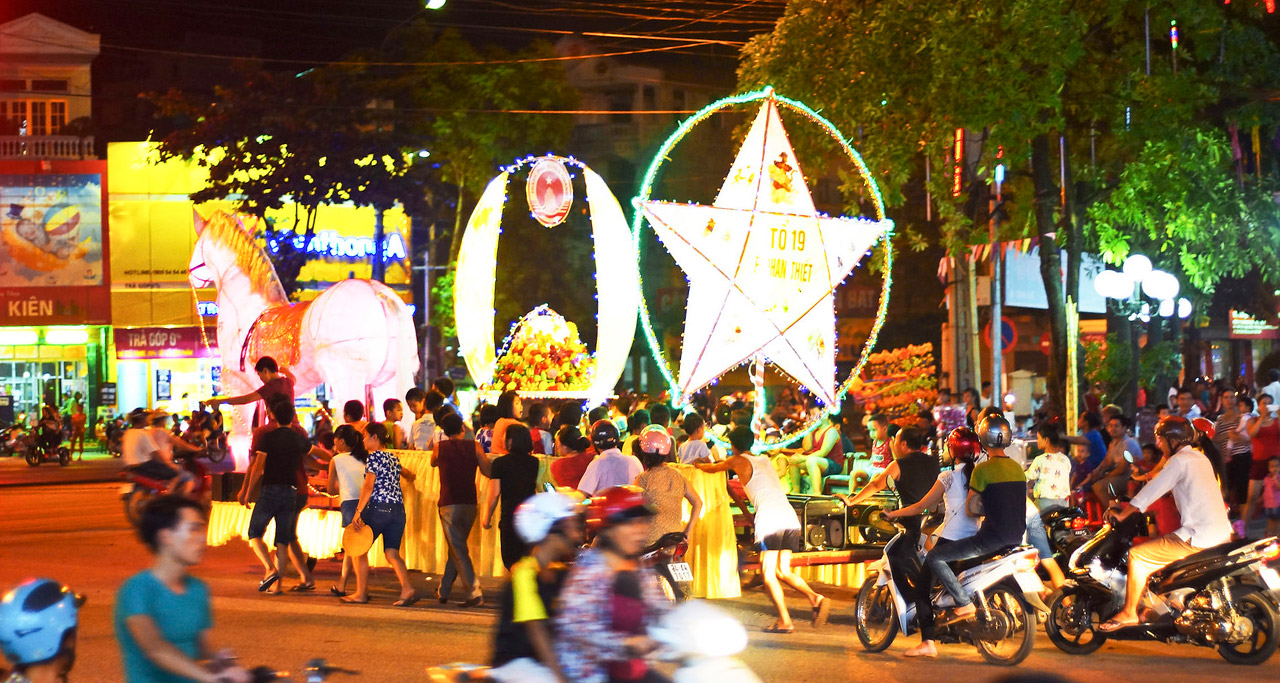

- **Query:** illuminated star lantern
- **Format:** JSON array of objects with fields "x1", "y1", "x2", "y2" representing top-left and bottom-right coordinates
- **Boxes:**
[{"x1": 639, "y1": 97, "x2": 892, "y2": 407}]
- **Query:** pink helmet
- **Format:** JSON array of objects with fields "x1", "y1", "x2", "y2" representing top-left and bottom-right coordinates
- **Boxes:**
[{"x1": 636, "y1": 425, "x2": 674, "y2": 458}]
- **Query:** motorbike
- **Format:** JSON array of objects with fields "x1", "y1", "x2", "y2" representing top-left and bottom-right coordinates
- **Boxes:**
[
  {"x1": 22, "y1": 426, "x2": 70, "y2": 467},
  {"x1": 426, "y1": 601, "x2": 760, "y2": 683},
  {"x1": 1044, "y1": 512, "x2": 1280, "y2": 665},
  {"x1": 645, "y1": 531, "x2": 693, "y2": 602},
  {"x1": 121, "y1": 451, "x2": 210, "y2": 525},
  {"x1": 0, "y1": 425, "x2": 29, "y2": 458},
  {"x1": 1040, "y1": 504, "x2": 1092, "y2": 560},
  {"x1": 853, "y1": 511, "x2": 1048, "y2": 666},
  {"x1": 214, "y1": 658, "x2": 356, "y2": 682},
  {"x1": 105, "y1": 422, "x2": 125, "y2": 458}
]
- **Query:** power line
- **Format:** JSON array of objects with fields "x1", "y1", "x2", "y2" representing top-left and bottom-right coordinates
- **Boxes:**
[{"x1": 0, "y1": 30, "x2": 721, "y2": 67}]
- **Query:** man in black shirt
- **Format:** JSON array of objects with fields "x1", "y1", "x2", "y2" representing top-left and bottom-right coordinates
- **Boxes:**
[
  {"x1": 838, "y1": 426, "x2": 940, "y2": 533},
  {"x1": 239, "y1": 400, "x2": 313, "y2": 593}
]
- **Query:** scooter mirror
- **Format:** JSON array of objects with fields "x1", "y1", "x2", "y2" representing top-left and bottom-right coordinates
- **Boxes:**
[{"x1": 1122, "y1": 449, "x2": 1134, "y2": 464}]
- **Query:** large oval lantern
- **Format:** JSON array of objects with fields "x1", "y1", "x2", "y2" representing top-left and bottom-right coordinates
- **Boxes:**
[{"x1": 455, "y1": 155, "x2": 639, "y2": 404}]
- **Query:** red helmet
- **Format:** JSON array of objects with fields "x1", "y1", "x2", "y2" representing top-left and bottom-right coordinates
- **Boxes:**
[
  {"x1": 1191, "y1": 417, "x2": 1215, "y2": 441},
  {"x1": 585, "y1": 485, "x2": 654, "y2": 534},
  {"x1": 947, "y1": 427, "x2": 982, "y2": 464}
]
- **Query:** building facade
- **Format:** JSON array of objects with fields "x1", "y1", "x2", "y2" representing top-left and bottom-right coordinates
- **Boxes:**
[{"x1": 0, "y1": 14, "x2": 105, "y2": 426}]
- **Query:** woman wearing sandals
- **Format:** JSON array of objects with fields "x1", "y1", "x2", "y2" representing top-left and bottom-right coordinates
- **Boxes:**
[
  {"x1": 343, "y1": 423, "x2": 419, "y2": 606},
  {"x1": 326, "y1": 424, "x2": 367, "y2": 596}
]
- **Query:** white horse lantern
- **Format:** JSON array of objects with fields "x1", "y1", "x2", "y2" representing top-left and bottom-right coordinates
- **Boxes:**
[{"x1": 188, "y1": 209, "x2": 418, "y2": 470}]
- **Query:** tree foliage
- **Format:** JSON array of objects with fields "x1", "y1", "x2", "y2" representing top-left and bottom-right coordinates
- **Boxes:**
[
  {"x1": 739, "y1": 0, "x2": 1280, "y2": 409},
  {"x1": 148, "y1": 23, "x2": 577, "y2": 295}
]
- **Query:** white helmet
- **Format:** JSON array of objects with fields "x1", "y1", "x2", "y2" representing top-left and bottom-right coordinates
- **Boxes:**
[{"x1": 514, "y1": 491, "x2": 581, "y2": 545}]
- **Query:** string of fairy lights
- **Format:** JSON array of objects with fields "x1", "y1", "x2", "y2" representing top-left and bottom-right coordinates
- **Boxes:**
[{"x1": 629, "y1": 86, "x2": 894, "y2": 453}]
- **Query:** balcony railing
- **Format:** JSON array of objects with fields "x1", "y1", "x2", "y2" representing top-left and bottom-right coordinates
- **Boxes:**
[{"x1": 0, "y1": 135, "x2": 96, "y2": 160}]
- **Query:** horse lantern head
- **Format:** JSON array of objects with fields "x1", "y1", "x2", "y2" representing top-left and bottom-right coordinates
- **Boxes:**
[{"x1": 188, "y1": 210, "x2": 217, "y2": 289}]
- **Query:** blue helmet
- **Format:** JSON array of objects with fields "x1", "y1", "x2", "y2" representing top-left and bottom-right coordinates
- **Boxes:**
[{"x1": 0, "y1": 578, "x2": 82, "y2": 666}]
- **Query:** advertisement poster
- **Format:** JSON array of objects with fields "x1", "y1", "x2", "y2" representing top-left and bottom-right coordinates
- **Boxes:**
[{"x1": 0, "y1": 173, "x2": 105, "y2": 287}]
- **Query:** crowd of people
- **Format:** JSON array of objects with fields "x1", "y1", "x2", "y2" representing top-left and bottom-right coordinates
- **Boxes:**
[{"x1": 7, "y1": 351, "x2": 1280, "y2": 680}]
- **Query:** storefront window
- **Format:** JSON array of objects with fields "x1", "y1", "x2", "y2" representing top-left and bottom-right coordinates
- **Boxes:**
[{"x1": 0, "y1": 360, "x2": 86, "y2": 420}]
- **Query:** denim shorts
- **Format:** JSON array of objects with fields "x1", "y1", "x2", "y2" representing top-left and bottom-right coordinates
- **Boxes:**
[
  {"x1": 340, "y1": 499, "x2": 358, "y2": 527},
  {"x1": 363, "y1": 502, "x2": 406, "y2": 551},
  {"x1": 248, "y1": 485, "x2": 300, "y2": 545}
]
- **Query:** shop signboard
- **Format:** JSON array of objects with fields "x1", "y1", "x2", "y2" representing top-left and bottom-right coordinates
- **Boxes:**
[
  {"x1": 1229, "y1": 310, "x2": 1280, "y2": 340},
  {"x1": 0, "y1": 394, "x2": 13, "y2": 426},
  {"x1": 115, "y1": 327, "x2": 217, "y2": 359},
  {"x1": 107, "y1": 143, "x2": 413, "y2": 325},
  {"x1": 1002, "y1": 245, "x2": 1106, "y2": 314},
  {"x1": 0, "y1": 160, "x2": 110, "y2": 326}
]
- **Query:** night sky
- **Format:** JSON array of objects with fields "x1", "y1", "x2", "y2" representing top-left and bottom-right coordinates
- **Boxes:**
[{"x1": 1, "y1": 1, "x2": 777, "y2": 66}]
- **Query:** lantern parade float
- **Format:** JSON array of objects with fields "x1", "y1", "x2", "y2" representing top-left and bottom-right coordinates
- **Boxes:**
[
  {"x1": 455, "y1": 155, "x2": 638, "y2": 403},
  {"x1": 188, "y1": 209, "x2": 418, "y2": 470},
  {"x1": 634, "y1": 87, "x2": 894, "y2": 452}
]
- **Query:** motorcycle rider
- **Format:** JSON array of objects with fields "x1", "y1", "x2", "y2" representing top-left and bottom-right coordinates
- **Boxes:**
[
  {"x1": 921, "y1": 414, "x2": 1027, "y2": 627},
  {"x1": 0, "y1": 578, "x2": 82, "y2": 683},
  {"x1": 490, "y1": 491, "x2": 585, "y2": 683},
  {"x1": 122, "y1": 408, "x2": 192, "y2": 498},
  {"x1": 883, "y1": 427, "x2": 982, "y2": 658},
  {"x1": 115, "y1": 495, "x2": 251, "y2": 682},
  {"x1": 837, "y1": 426, "x2": 939, "y2": 604},
  {"x1": 1099, "y1": 415, "x2": 1233, "y2": 631},
  {"x1": 555, "y1": 486, "x2": 670, "y2": 683},
  {"x1": 577, "y1": 421, "x2": 643, "y2": 497}
]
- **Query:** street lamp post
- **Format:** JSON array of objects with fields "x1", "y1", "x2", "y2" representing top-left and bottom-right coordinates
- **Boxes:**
[{"x1": 1094, "y1": 254, "x2": 1190, "y2": 417}]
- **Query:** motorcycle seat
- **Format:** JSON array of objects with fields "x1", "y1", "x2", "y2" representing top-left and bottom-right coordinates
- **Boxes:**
[
  {"x1": 643, "y1": 532, "x2": 687, "y2": 555},
  {"x1": 949, "y1": 545, "x2": 1021, "y2": 573},
  {"x1": 1152, "y1": 538, "x2": 1255, "y2": 579},
  {"x1": 123, "y1": 472, "x2": 170, "y2": 490}
]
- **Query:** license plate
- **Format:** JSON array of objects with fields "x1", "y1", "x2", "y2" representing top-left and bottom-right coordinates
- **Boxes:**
[
  {"x1": 1260, "y1": 566, "x2": 1280, "y2": 591},
  {"x1": 667, "y1": 562, "x2": 693, "y2": 583}
]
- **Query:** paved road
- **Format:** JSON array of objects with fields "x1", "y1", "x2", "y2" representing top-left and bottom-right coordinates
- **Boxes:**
[
  {"x1": 0, "y1": 446, "x2": 235, "y2": 487},
  {"x1": 1, "y1": 482, "x2": 1277, "y2": 682}
]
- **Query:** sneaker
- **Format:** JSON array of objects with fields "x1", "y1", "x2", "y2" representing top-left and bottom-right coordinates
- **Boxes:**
[{"x1": 460, "y1": 595, "x2": 484, "y2": 608}]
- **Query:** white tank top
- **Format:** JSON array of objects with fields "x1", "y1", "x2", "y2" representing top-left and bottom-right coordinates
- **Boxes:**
[{"x1": 742, "y1": 454, "x2": 800, "y2": 540}]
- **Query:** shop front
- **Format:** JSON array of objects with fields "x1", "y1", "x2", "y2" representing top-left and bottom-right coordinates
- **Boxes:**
[
  {"x1": 112, "y1": 325, "x2": 219, "y2": 415},
  {"x1": 0, "y1": 325, "x2": 107, "y2": 424}
]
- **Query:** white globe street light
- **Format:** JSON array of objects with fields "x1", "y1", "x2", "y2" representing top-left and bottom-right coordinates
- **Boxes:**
[
  {"x1": 1094, "y1": 269, "x2": 1134, "y2": 300},
  {"x1": 1158, "y1": 298, "x2": 1175, "y2": 318},
  {"x1": 1122, "y1": 253, "x2": 1153, "y2": 282},
  {"x1": 1141, "y1": 269, "x2": 1180, "y2": 302},
  {"x1": 425, "y1": 0, "x2": 447, "y2": 9},
  {"x1": 1177, "y1": 297, "x2": 1193, "y2": 319}
]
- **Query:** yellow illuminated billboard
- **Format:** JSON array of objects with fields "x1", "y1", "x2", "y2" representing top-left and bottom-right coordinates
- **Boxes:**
[{"x1": 107, "y1": 142, "x2": 412, "y2": 325}]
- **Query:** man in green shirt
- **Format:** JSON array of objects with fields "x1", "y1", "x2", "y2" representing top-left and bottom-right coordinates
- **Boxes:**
[{"x1": 114, "y1": 496, "x2": 249, "y2": 683}]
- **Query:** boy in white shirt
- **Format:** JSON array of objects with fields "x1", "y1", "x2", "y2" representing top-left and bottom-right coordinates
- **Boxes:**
[{"x1": 1026, "y1": 422, "x2": 1073, "y2": 512}]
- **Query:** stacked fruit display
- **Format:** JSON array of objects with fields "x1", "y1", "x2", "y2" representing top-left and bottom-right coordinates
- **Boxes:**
[{"x1": 485, "y1": 306, "x2": 595, "y2": 393}]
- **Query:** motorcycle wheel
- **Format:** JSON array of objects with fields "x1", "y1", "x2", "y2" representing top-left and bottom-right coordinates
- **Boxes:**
[
  {"x1": 973, "y1": 586, "x2": 1036, "y2": 666},
  {"x1": 205, "y1": 446, "x2": 226, "y2": 464},
  {"x1": 25, "y1": 450, "x2": 40, "y2": 466},
  {"x1": 1218, "y1": 591, "x2": 1280, "y2": 665},
  {"x1": 1045, "y1": 588, "x2": 1107, "y2": 655},
  {"x1": 854, "y1": 572, "x2": 899, "y2": 652},
  {"x1": 58, "y1": 448, "x2": 70, "y2": 466},
  {"x1": 123, "y1": 489, "x2": 151, "y2": 526}
]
